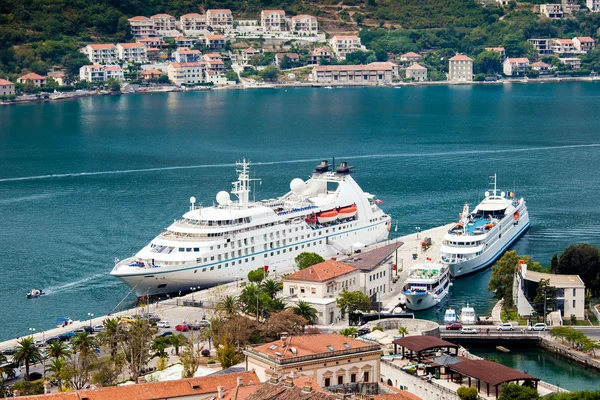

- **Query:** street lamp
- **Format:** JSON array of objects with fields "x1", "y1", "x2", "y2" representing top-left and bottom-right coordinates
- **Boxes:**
[
  {"x1": 235, "y1": 276, "x2": 239, "y2": 288},
  {"x1": 190, "y1": 287, "x2": 196, "y2": 302},
  {"x1": 88, "y1": 313, "x2": 94, "y2": 328},
  {"x1": 28, "y1": 328, "x2": 35, "y2": 338}
]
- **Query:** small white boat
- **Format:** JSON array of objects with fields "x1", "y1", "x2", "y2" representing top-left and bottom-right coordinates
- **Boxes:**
[
  {"x1": 460, "y1": 304, "x2": 476, "y2": 325},
  {"x1": 443, "y1": 308, "x2": 458, "y2": 324},
  {"x1": 26, "y1": 289, "x2": 44, "y2": 299},
  {"x1": 324, "y1": 86, "x2": 333, "y2": 89},
  {"x1": 402, "y1": 263, "x2": 450, "y2": 311}
]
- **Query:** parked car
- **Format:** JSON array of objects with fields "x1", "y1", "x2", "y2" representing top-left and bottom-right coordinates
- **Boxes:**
[
  {"x1": 92, "y1": 325, "x2": 104, "y2": 333},
  {"x1": 356, "y1": 327, "x2": 371, "y2": 336},
  {"x1": 140, "y1": 313, "x2": 161, "y2": 323},
  {"x1": 34, "y1": 340, "x2": 45, "y2": 347},
  {"x1": 175, "y1": 324, "x2": 189, "y2": 332},
  {"x1": 157, "y1": 321, "x2": 170, "y2": 329},
  {"x1": 461, "y1": 327, "x2": 478, "y2": 334},
  {"x1": 58, "y1": 332, "x2": 74, "y2": 342},
  {"x1": 528, "y1": 323, "x2": 548, "y2": 331},
  {"x1": 119, "y1": 316, "x2": 136, "y2": 323},
  {"x1": 73, "y1": 328, "x2": 86, "y2": 334},
  {"x1": 188, "y1": 320, "x2": 210, "y2": 330},
  {"x1": 446, "y1": 323, "x2": 463, "y2": 331},
  {"x1": 29, "y1": 372, "x2": 43, "y2": 380},
  {"x1": 157, "y1": 331, "x2": 173, "y2": 338},
  {"x1": 497, "y1": 323, "x2": 515, "y2": 331},
  {"x1": 45, "y1": 337, "x2": 60, "y2": 345},
  {"x1": 1, "y1": 347, "x2": 15, "y2": 355},
  {"x1": 83, "y1": 326, "x2": 94, "y2": 334}
]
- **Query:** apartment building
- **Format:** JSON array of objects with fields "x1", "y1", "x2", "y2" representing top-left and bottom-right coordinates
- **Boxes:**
[
  {"x1": 241, "y1": 47, "x2": 261, "y2": 63},
  {"x1": 151, "y1": 14, "x2": 176, "y2": 32},
  {"x1": 329, "y1": 35, "x2": 362, "y2": 60},
  {"x1": 0, "y1": 79, "x2": 15, "y2": 96},
  {"x1": 561, "y1": 0, "x2": 580, "y2": 13},
  {"x1": 531, "y1": 61, "x2": 552, "y2": 73},
  {"x1": 573, "y1": 36, "x2": 596, "y2": 52},
  {"x1": 312, "y1": 63, "x2": 394, "y2": 84},
  {"x1": 448, "y1": 54, "x2": 473, "y2": 82},
  {"x1": 128, "y1": 16, "x2": 155, "y2": 38},
  {"x1": 290, "y1": 14, "x2": 318, "y2": 36},
  {"x1": 173, "y1": 48, "x2": 202, "y2": 63},
  {"x1": 83, "y1": 44, "x2": 118, "y2": 64},
  {"x1": 17, "y1": 73, "x2": 47, "y2": 86},
  {"x1": 274, "y1": 53, "x2": 299, "y2": 66},
  {"x1": 168, "y1": 62, "x2": 206, "y2": 85},
  {"x1": 175, "y1": 36, "x2": 197, "y2": 48},
  {"x1": 79, "y1": 65, "x2": 124, "y2": 82},
  {"x1": 117, "y1": 43, "x2": 147, "y2": 63},
  {"x1": 503, "y1": 57, "x2": 530, "y2": 75},
  {"x1": 205, "y1": 59, "x2": 226, "y2": 75},
  {"x1": 552, "y1": 38, "x2": 576, "y2": 54},
  {"x1": 202, "y1": 34, "x2": 226, "y2": 49},
  {"x1": 528, "y1": 38, "x2": 554, "y2": 55},
  {"x1": 309, "y1": 47, "x2": 332, "y2": 64},
  {"x1": 180, "y1": 13, "x2": 206, "y2": 31},
  {"x1": 136, "y1": 38, "x2": 163, "y2": 48},
  {"x1": 587, "y1": 0, "x2": 600, "y2": 11},
  {"x1": 560, "y1": 57, "x2": 582, "y2": 69},
  {"x1": 485, "y1": 47, "x2": 507, "y2": 61},
  {"x1": 140, "y1": 69, "x2": 164, "y2": 81},
  {"x1": 206, "y1": 9, "x2": 233, "y2": 29},
  {"x1": 405, "y1": 64, "x2": 428, "y2": 81},
  {"x1": 261, "y1": 10, "x2": 286, "y2": 32},
  {"x1": 540, "y1": 4, "x2": 564, "y2": 18}
]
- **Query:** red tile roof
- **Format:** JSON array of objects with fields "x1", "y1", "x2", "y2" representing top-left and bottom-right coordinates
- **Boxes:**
[
  {"x1": 333, "y1": 35, "x2": 359, "y2": 40},
  {"x1": 128, "y1": 16, "x2": 150, "y2": 21},
  {"x1": 532, "y1": 61, "x2": 551, "y2": 67},
  {"x1": 18, "y1": 72, "x2": 45, "y2": 80},
  {"x1": 88, "y1": 44, "x2": 116, "y2": 50},
  {"x1": 119, "y1": 43, "x2": 145, "y2": 48},
  {"x1": 181, "y1": 13, "x2": 204, "y2": 18},
  {"x1": 141, "y1": 69, "x2": 164, "y2": 75},
  {"x1": 0, "y1": 79, "x2": 14, "y2": 85},
  {"x1": 449, "y1": 54, "x2": 473, "y2": 61},
  {"x1": 554, "y1": 38, "x2": 574, "y2": 44},
  {"x1": 276, "y1": 53, "x2": 299, "y2": 59},
  {"x1": 205, "y1": 34, "x2": 225, "y2": 40},
  {"x1": 177, "y1": 48, "x2": 201, "y2": 54},
  {"x1": 284, "y1": 259, "x2": 357, "y2": 282},
  {"x1": 292, "y1": 14, "x2": 316, "y2": 19},
  {"x1": 170, "y1": 62, "x2": 206, "y2": 68},
  {"x1": 575, "y1": 36, "x2": 595, "y2": 42},
  {"x1": 262, "y1": 10, "x2": 286, "y2": 14},
  {"x1": 151, "y1": 14, "x2": 174, "y2": 18},
  {"x1": 401, "y1": 52, "x2": 421, "y2": 58},
  {"x1": 207, "y1": 9, "x2": 232, "y2": 13},
  {"x1": 506, "y1": 57, "x2": 529, "y2": 63},
  {"x1": 406, "y1": 63, "x2": 427, "y2": 70},
  {"x1": 104, "y1": 66, "x2": 122, "y2": 71}
]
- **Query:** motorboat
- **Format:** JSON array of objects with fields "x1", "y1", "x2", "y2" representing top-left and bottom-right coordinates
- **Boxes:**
[
  {"x1": 26, "y1": 289, "x2": 44, "y2": 299},
  {"x1": 460, "y1": 304, "x2": 476, "y2": 325},
  {"x1": 443, "y1": 308, "x2": 458, "y2": 324},
  {"x1": 401, "y1": 263, "x2": 450, "y2": 311}
]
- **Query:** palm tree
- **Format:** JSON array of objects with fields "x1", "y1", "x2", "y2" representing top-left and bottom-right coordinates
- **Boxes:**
[
  {"x1": 261, "y1": 279, "x2": 283, "y2": 299},
  {"x1": 70, "y1": 332, "x2": 97, "y2": 358},
  {"x1": 217, "y1": 295, "x2": 240, "y2": 317},
  {"x1": 98, "y1": 318, "x2": 120, "y2": 357},
  {"x1": 0, "y1": 352, "x2": 14, "y2": 394},
  {"x1": 398, "y1": 327, "x2": 409, "y2": 338},
  {"x1": 46, "y1": 341, "x2": 70, "y2": 362},
  {"x1": 151, "y1": 337, "x2": 171, "y2": 358},
  {"x1": 269, "y1": 298, "x2": 288, "y2": 312},
  {"x1": 293, "y1": 301, "x2": 318, "y2": 325},
  {"x1": 170, "y1": 334, "x2": 187, "y2": 356},
  {"x1": 12, "y1": 337, "x2": 42, "y2": 380},
  {"x1": 339, "y1": 327, "x2": 357, "y2": 337},
  {"x1": 45, "y1": 358, "x2": 66, "y2": 390}
]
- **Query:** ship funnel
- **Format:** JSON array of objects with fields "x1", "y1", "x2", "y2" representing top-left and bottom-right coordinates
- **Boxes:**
[
  {"x1": 314, "y1": 160, "x2": 330, "y2": 173},
  {"x1": 336, "y1": 161, "x2": 355, "y2": 174}
]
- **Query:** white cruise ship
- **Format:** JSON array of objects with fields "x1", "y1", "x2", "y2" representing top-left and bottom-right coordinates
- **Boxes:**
[
  {"x1": 401, "y1": 263, "x2": 450, "y2": 311},
  {"x1": 440, "y1": 174, "x2": 530, "y2": 278},
  {"x1": 111, "y1": 160, "x2": 392, "y2": 296}
]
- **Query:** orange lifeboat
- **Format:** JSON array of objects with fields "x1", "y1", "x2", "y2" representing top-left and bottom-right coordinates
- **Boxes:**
[
  {"x1": 485, "y1": 223, "x2": 495, "y2": 229},
  {"x1": 317, "y1": 210, "x2": 338, "y2": 224},
  {"x1": 513, "y1": 211, "x2": 519, "y2": 221},
  {"x1": 305, "y1": 215, "x2": 317, "y2": 224},
  {"x1": 338, "y1": 204, "x2": 357, "y2": 219}
]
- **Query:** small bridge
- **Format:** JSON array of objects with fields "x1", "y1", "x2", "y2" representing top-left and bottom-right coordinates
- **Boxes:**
[{"x1": 440, "y1": 331, "x2": 545, "y2": 345}]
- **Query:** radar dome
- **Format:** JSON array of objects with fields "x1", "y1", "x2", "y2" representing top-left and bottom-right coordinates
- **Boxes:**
[
  {"x1": 485, "y1": 191, "x2": 490, "y2": 197},
  {"x1": 290, "y1": 178, "x2": 305, "y2": 194},
  {"x1": 216, "y1": 191, "x2": 230, "y2": 206},
  {"x1": 190, "y1": 196, "x2": 196, "y2": 204},
  {"x1": 501, "y1": 191, "x2": 505, "y2": 198}
]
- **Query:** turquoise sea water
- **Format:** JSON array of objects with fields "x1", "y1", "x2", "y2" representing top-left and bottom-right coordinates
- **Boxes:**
[{"x1": 1, "y1": 85, "x2": 600, "y2": 368}]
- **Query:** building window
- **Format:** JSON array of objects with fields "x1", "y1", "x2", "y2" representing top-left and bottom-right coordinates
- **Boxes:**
[
  {"x1": 311, "y1": 288, "x2": 316, "y2": 294},
  {"x1": 300, "y1": 287, "x2": 305, "y2": 294},
  {"x1": 324, "y1": 378, "x2": 331, "y2": 387},
  {"x1": 573, "y1": 299, "x2": 576, "y2": 308},
  {"x1": 364, "y1": 371, "x2": 370, "y2": 382},
  {"x1": 350, "y1": 373, "x2": 357, "y2": 383},
  {"x1": 573, "y1": 288, "x2": 576, "y2": 297},
  {"x1": 337, "y1": 376, "x2": 344, "y2": 385}
]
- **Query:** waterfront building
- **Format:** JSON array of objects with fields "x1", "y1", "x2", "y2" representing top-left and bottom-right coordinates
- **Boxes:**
[
  {"x1": 17, "y1": 72, "x2": 46, "y2": 87},
  {"x1": 552, "y1": 38, "x2": 576, "y2": 54},
  {"x1": 128, "y1": 16, "x2": 155, "y2": 38},
  {"x1": 0, "y1": 79, "x2": 15, "y2": 96},
  {"x1": 205, "y1": 59, "x2": 226, "y2": 75},
  {"x1": 503, "y1": 57, "x2": 530, "y2": 76},
  {"x1": 282, "y1": 260, "x2": 360, "y2": 325},
  {"x1": 241, "y1": 47, "x2": 261, "y2": 63},
  {"x1": 274, "y1": 52, "x2": 299, "y2": 67},
  {"x1": 175, "y1": 36, "x2": 197, "y2": 48},
  {"x1": 47, "y1": 71, "x2": 66, "y2": 86},
  {"x1": 405, "y1": 64, "x2": 428, "y2": 81},
  {"x1": 309, "y1": 47, "x2": 332, "y2": 65},
  {"x1": 531, "y1": 61, "x2": 551, "y2": 73},
  {"x1": 146, "y1": 47, "x2": 161, "y2": 62},
  {"x1": 173, "y1": 48, "x2": 202, "y2": 63},
  {"x1": 79, "y1": 65, "x2": 123, "y2": 82},
  {"x1": 261, "y1": 10, "x2": 286, "y2": 32},
  {"x1": 540, "y1": 4, "x2": 564, "y2": 19},
  {"x1": 290, "y1": 14, "x2": 319, "y2": 36},
  {"x1": 203, "y1": 53, "x2": 223, "y2": 61},
  {"x1": 312, "y1": 63, "x2": 394, "y2": 83},
  {"x1": 206, "y1": 9, "x2": 233, "y2": 29},
  {"x1": 562, "y1": 0, "x2": 581, "y2": 13},
  {"x1": 329, "y1": 35, "x2": 362, "y2": 60},
  {"x1": 137, "y1": 37, "x2": 164, "y2": 48},
  {"x1": 244, "y1": 333, "x2": 382, "y2": 385},
  {"x1": 180, "y1": 13, "x2": 206, "y2": 32},
  {"x1": 151, "y1": 14, "x2": 176, "y2": 32},
  {"x1": 560, "y1": 57, "x2": 582, "y2": 69},
  {"x1": 448, "y1": 54, "x2": 473, "y2": 82},
  {"x1": 399, "y1": 52, "x2": 422, "y2": 65},
  {"x1": 588, "y1": 0, "x2": 600, "y2": 11},
  {"x1": 202, "y1": 34, "x2": 226, "y2": 49},
  {"x1": 514, "y1": 262, "x2": 585, "y2": 321},
  {"x1": 82, "y1": 44, "x2": 118, "y2": 64},
  {"x1": 528, "y1": 38, "x2": 554, "y2": 55},
  {"x1": 140, "y1": 69, "x2": 164, "y2": 81},
  {"x1": 167, "y1": 62, "x2": 205, "y2": 85},
  {"x1": 573, "y1": 36, "x2": 596, "y2": 52},
  {"x1": 485, "y1": 47, "x2": 507, "y2": 61},
  {"x1": 117, "y1": 43, "x2": 148, "y2": 63}
]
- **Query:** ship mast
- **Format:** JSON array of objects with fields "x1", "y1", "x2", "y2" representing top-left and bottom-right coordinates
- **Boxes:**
[
  {"x1": 490, "y1": 173, "x2": 497, "y2": 197},
  {"x1": 231, "y1": 159, "x2": 261, "y2": 207}
]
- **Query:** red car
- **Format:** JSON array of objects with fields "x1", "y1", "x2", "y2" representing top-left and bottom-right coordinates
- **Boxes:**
[
  {"x1": 175, "y1": 324, "x2": 189, "y2": 332},
  {"x1": 446, "y1": 323, "x2": 463, "y2": 330}
]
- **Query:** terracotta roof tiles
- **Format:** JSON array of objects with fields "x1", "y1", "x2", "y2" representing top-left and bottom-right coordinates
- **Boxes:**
[
  {"x1": 449, "y1": 54, "x2": 473, "y2": 61},
  {"x1": 284, "y1": 260, "x2": 357, "y2": 282}
]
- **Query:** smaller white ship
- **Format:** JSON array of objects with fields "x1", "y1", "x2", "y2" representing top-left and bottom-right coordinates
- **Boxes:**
[
  {"x1": 401, "y1": 263, "x2": 450, "y2": 311},
  {"x1": 460, "y1": 304, "x2": 476, "y2": 325},
  {"x1": 443, "y1": 308, "x2": 458, "y2": 324}
]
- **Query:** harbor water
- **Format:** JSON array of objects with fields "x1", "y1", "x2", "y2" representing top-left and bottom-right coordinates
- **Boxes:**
[{"x1": 1, "y1": 84, "x2": 600, "y2": 349}]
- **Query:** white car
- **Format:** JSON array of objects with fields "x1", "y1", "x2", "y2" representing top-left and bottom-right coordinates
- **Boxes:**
[
  {"x1": 92, "y1": 325, "x2": 104, "y2": 333},
  {"x1": 461, "y1": 327, "x2": 478, "y2": 334},
  {"x1": 528, "y1": 323, "x2": 548, "y2": 331},
  {"x1": 497, "y1": 323, "x2": 515, "y2": 331},
  {"x1": 157, "y1": 321, "x2": 170, "y2": 328}
]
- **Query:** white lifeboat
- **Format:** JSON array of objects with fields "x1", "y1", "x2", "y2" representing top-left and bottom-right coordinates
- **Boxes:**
[
  {"x1": 338, "y1": 204, "x2": 357, "y2": 219},
  {"x1": 317, "y1": 210, "x2": 338, "y2": 224}
]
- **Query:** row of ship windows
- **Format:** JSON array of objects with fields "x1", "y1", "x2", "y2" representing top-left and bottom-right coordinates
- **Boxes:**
[
  {"x1": 445, "y1": 240, "x2": 483, "y2": 246},
  {"x1": 182, "y1": 217, "x2": 251, "y2": 226}
]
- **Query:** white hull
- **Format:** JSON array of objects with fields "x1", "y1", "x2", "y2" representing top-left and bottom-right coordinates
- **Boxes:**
[{"x1": 404, "y1": 289, "x2": 448, "y2": 311}]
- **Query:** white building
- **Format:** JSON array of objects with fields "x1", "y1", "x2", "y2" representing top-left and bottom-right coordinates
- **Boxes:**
[
  {"x1": 151, "y1": 14, "x2": 176, "y2": 31},
  {"x1": 241, "y1": 47, "x2": 261, "y2": 63},
  {"x1": 405, "y1": 63, "x2": 428, "y2": 81},
  {"x1": 180, "y1": 13, "x2": 206, "y2": 31},
  {"x1": 531, "y1": 61, "x2": 552, "y2": 73},
  {"x1": 552, "y1": 38, "x2": 576, "y2": 54},
  {"x1": 399, "y1": 52, "x2": 422, "y2": 65},
  {"x1": 448, "y1": 54, "x2": 473, "y2": 82},
  {"x1": 128, "y1": 16, "x2": 155, "y2": 38},
  {"x1": 573, "y1": 36, "x2": 596, "y2": 52},
  {"x1": 560, "y1": 57, "x2": 582, "y2": 69},
  {"x1": 206, "y1": 9, "x2": 233, "y2": 29},
  {"x1": 117, "y1": 43, "x2": 147, "y2": 63},
  {"x1": 485, "y1": 47, "x2": 507, "y2": 61},
  {"x1": 0, "y1": 79, "x2": 15, "y2": 96},
  {"x1": 329, "y1": 35, "x2": 362, "y2": 60},
  {"x1": 79, "y1": 65, "x2": 124, "y2": 82},
  {"x1": 540, "y1": 4, "x2": 564, "y2": 18},
  {"x1": 167, "y1": 62, "x2": 205, "y2": 85},
  {"x1": 173, "y1": 48, "x2": 202, "y2": 63},
  {"x1": 202, "y1": 34, "x2": 226, "y2": 49},
  {"x1": 261, "y1": 10, "x2": 286, "y2": 32},
  {"x1": 562, "y1": 0, "x2": 580, "y2": 13},
  {"x1": 82, "y1": 44, "x2": 118, "y2": 64},
  {"x1": 587, "y1": 0, "x2": 600, "y2": 11},
  {"x1": 503, "y1": 57, "x2": 530, "y2": 76},
  {"x1": 290, "y1": 14, "x2": 318, "y2": 36}
]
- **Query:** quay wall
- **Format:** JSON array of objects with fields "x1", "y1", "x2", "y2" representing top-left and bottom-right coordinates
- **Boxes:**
[{"x1": 539, "y1": 337, "x2": 600, "y2": 371}]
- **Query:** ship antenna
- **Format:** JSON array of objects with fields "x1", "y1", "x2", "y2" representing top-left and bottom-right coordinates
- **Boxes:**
[{"x1": 489, "y1": 173, "x2": 497, "y2": 197}]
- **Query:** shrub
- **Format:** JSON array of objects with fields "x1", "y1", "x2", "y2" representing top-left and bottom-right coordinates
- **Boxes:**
[
  {"x1": 207, "y1": 359, "x2": 216, "y2": 364},
  {"x1": 457, "y1": 386, "x2": 478, "y2": 400},
  {"x1": 201, "y1": 349, "x2": 210, "y2": 357},
  {"x1": 372, "y1": 326, "x2": 383, "y2": 332}
]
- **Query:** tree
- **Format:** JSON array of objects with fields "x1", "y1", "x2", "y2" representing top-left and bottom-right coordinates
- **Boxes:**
[
  {"x1": 339, "y1": 327, "x2": 358, "y2": 337},
  {"x1": 261, "y1": 279, "x2": 283, "y2": 299},
  {"x1": 554, "y1": 244, "x2": 600, "y2": 295},
  {"x1": 45, "y1": 358, "x2": 66, "y2": 390},
  {"x1": 293, "y1": 301, "x2": 318, "y2": 324},
  {"x1": 398, "y1": 327, "x2": 409, "y2": 337},
  {"x1": 12, "y1": 337, "x2": 42, "y2": 381},
  {"x1": 488, "y1": 251, "x2": 542, "y2": 307},
  {"x1": 65, "y1": 333, "x2": 97, "y2": 390},
  {"x1": 475, "y1": 50, "x2": 501, "y2": 75},
  {"x1": 216, "y1": 334, "x2": 242, "y2": 368},
  {"x1": 375, "y1": 50, "x2": 388, "y2": 62},
  {"x1": 90, "y1": 357, "x2": 121, "y2": 387},
  {"x1": 336, "y1": 290, "x2": 371, "y2": 319},
  {"x1": 550, "y1": 253, "x2": 558, "y2": 271},
  {"x1": 118, "y1": 319, "x2": 155, "y2": 384},
  {"x1": 23, "y1": 79, "x2": 36, "y2": 93},
  {"x1": 259, "y1": 66, "x2": 279, "y2": 82},
  {"x1": 533, "y1": 278, "x2": 556, "y2": 315},
  {"x1": 225, "y1": 70, "x2": 239, "y2": 83},
  {"x1": 248, "y1": 267, "x2": 267, "y2": 283},
  {"x1": 216, "y1": 295, "x2": 240, "y2": 317},
  {"x1": 180, "y1": 332, "x2": 202, "y2": 378},
  {"x1": 498, "y1": 383, "x2": 539, "y2": 400},
  {"x1": 457, "y1": 386, "x2": 478, "y2": 400},
  {"x1": 239, "y1": 283, "x2": 271, "y2": 319},
  {"x1": 295, "y1": 252, "x2": 324, "y2": 270},
  {"x1": 106, "y1": 78, "x2": 120, "y2": 91},
  {"x1": 98, "y1": 318, "x2": 120, "y2": 357},
  {"x1": 46, "y1": 341, "x2": 70, "y2": 362},
  {"x1": 263, "y1": 310, "x2": 307, "y2": 340},
  {"x1": 169, "y1": 333, "x2": 187, "y2": 356},
  {"x1": 157, "y1": 74, "x2": 170, "y2": 84},
  {"x1": 268, "y1": 298, "x2": 288, "y2": 312},
  {"x1": 151, "y1": 336, "x2": 171, "y2": 358}
]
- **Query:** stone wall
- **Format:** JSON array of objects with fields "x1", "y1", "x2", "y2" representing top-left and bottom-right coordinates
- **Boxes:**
[
  {"x1": 367, "y1": 318, "x2": 440, "y2": 338},
  {"x1": 540, "y1": 337, "x2": 600, "y2": 371},
  {"x1": 380, "y1": 360, "x2": 462, "y2": 400}
]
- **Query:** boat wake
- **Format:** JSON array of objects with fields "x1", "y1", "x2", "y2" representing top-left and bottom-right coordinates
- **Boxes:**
[
  {"x1": 44, "y1": 273, "x2": 108, "y2": 295},
  {"x1": 0, "y1": 143, "x2": 598, "y2": 183}
]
